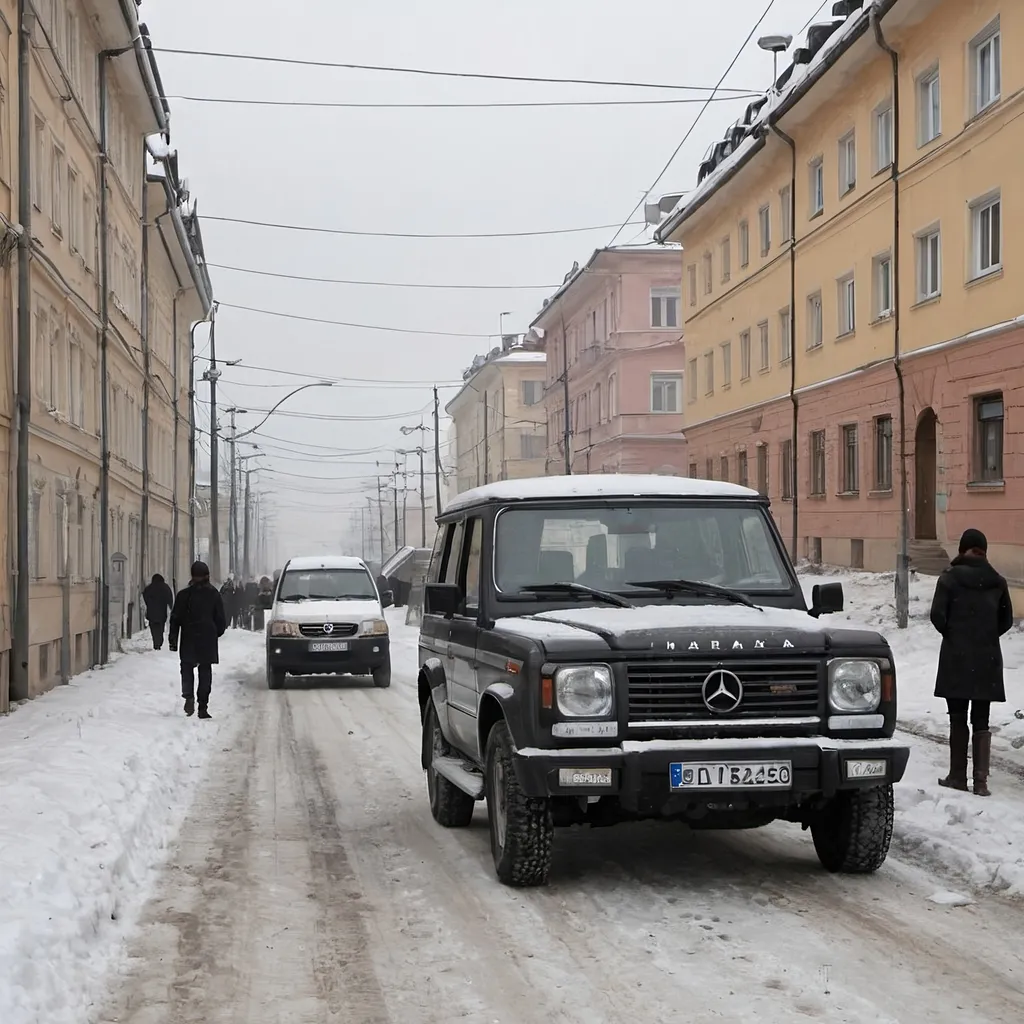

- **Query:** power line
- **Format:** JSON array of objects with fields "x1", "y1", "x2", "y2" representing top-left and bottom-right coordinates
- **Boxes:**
[
  {"x1": 195, "y1": 398, "x2": 430, "y2": 422},
  {"x1": 215, "y1": 377, "x2": 450, "y2": 391},
  {"x1": 191, "y1": 355, "x2": 463, "y2": 387},
  {"x1": 202, "y1": 213, "x2": 645, "y2": 239},
  {"x1": 607, "y1": 0, "x2": 781, "y2": 246},
  {"x1": 151, "y1": 47, "x2": 759, "y2": 93}
]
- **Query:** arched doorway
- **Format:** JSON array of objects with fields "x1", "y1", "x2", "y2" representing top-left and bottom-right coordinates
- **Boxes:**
[{"x1": 915, "y1": 409, "x2": 938, "y2": 540}]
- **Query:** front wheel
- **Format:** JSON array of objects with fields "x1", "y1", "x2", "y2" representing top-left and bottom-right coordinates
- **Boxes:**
[
  {"x1": 424, "y1": 702, "x2": 475, "y2": 828},
  {"x1": 485, "y1": 721, "x2": 553, "y2": 887},
  {"x1": 267, "y1": 661, "x2": 285, "y2": 690},
  {"x1": 372, "y1": 660, "x2": 392, "y2": 688},
  {"x1": 811, "y1": 784, "x2": 895, "y2": 874}
]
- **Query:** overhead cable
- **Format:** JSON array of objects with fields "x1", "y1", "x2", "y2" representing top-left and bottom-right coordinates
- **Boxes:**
[
  {"x1": 209, "y1": 263, "x2": 556, "y2": 290},
  {"x1": 168, "y1": 93, "x2": 762, "y2": 109}
]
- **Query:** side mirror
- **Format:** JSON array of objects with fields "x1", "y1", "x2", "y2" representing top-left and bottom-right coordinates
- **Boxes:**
[
  {"x1": 381, "y1": 589, "x2": 395, "y2": 609},
  {"x1": 257, "y1": 592, "x2": 274, "y2": 610},
  {"x1": 424, "y1": 582, "x2": 461, "y2": 619},
  {"x1": 810, "y1": 582, "x2": 844, "y2": 618}
]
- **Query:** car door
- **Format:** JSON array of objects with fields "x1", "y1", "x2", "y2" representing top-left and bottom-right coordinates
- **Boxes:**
[
  {"x1": 446, "y1": 515, "x2": 483, "y2": 754},
  {"x1": 419, "y1": 520, "x2": 461, "y2": 700}
]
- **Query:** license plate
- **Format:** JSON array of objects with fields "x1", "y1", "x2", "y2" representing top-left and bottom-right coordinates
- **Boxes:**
[
  {"x1": 308, "y1": 641, "x2": 349, "y2": 653},
  {"x1": 669, "y1": 761, "x2": 792, "y2": 790},
  {"x1": 558, "y1": 767, "x2": 613, "y2": 787}
]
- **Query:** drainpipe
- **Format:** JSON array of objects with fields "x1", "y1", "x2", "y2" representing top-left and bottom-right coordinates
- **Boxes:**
[
  {"x1": 140, "y1": 169, "x2": 150, "y2": 596},
  {"x1": 12, "y1": 1, "x2": 33, "y2": 700},
  {"x1": 769, "y1": 121, "x2": 799, "y2": 562},
  {"x1": 872, "y1": 8, "x2": 908, "y2": 629}
]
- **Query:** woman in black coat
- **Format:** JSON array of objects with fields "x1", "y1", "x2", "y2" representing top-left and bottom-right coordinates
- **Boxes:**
[
  {"x1": 170, "y1": 561, "x2": 227, "y2": 719},
  {"x1": 930, "y1": 529, "x2": 1013, "y2": 796}
]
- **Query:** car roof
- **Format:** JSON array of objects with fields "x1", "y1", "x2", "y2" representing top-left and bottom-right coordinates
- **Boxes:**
[
  {"x1": 443, "y1": 474, "x2": 760, "y2": 513},
  {"x1": 283, "y1": 555, "x2": 369, "y2": 572}
]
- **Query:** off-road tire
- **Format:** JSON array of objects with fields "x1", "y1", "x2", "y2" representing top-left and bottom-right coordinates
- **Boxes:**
[
  {"x1": 372, "y1": 661, "x2": 392, "y2": 688},
  {"x1": 423, "y1": 702, "x2": 475, "y2": 828},
  {"x1": 811, "y1": 784, "x2": 895, "y2": 874},
  {"x1": 485, "y1": 721, "x2": 553, "y2": 887},
  {"x1": 267, "y1": 661, "x2": 285, "y2": 690}
]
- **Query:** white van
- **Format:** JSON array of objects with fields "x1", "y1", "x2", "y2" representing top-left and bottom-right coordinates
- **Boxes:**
[{"x1": 261, "y1": 555, "x2": 393, "y2": 690}]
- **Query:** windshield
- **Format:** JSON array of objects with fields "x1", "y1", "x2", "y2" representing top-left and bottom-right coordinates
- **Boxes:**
[
  {"x1": 494, "y1": 503, "x2": 791, "y2": 597},
  {"x1": 278, "y1": 568, "x2": 378, "y2": 601}
]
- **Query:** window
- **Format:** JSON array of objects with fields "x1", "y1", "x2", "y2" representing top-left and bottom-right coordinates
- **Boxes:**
[
  {"x1": 703, "y1": 352, "x2": 714, "y2": 395},
  {"x1": 971, "y1": 192, "x2": 1001, "y2": 278},
  {"x1": 758, "y1": 205, "x2": 771, "y2": 256},
  {"x1": 918, "y1": 67, "x2": 941, "y2": 144},
  {"x1": 440, "y1": 520, "x2": 465, "y2": 586},
  {"x1": 702, "y1": 251, "x2": 713, "y2": 295},
  {"x1": 810, "y1": 157, "x2": 824, "y2": 216},
  {"x1": 608, "y1": 373, "x2": 618, "y2": 417},
  {"x1": 463, "y1": 518, "x2": 483, "y2": 609},
  {"x1": 737, "y1": 450, "x2": 749, "y2": 487},
  {"x1": 55, "y1": 493, "x2": 68, "y2": 578},
  {"x1": 720, "y1": 457, "x2": 729, "y2": 482},
  {"x1": 738, "y1": 219, "x2": 750, "y2": 267},
  {"x1": 688, "y1": 462, "x2": 698, "y2": 478},
  {"x1": 807, "y1": 292, "x2": 823, "y2": 349},
  {"x1": 51, "y1": 144, "x2": 65, "y2": 234},
  {"x1": 837, "y1": 274, "x2": 856, "y2": 336},
  {"x1": 873, "y1": 253, "x2": 892, "y2": 318},
  {"x1": 521, "y1": 380, "x2": 543, "y2": 406},
  {"x1": 721, "y1": 237, "x2": 731, "y2": 282},
  {"x1": 810, "y1": 430, "x2": 826, "y2": 495},
  {"x1": 705, "y1": 458, "x2": 714, "y2": 480},
  {"x1": 83, "y1": 190, "x2": 95, "y2": 271},
  {"x1": 687, "y1": 263, "x2": 697, "y2": 306},
  {"x1": 721, "y1": 341, "x2": 732, "y2": 387},
  {"x1": 974, "y1": 394, "x2": 1003, "y2": 482},
  {"x1": 29, "y1": 490, "x2": 42, "y2": 578},
  {"x1": 779, "y1": 307, "x2": 792, "y2": 363},
  {"x1": 33, "y1": 117, "x2": 45, "y2": 210},
  {"x1": 757, "y1": 321, "x2": 769, "y2": 371},
  {"x1": 68, "y1": 167, "x2": 80, "y2": 253},
  {"x1": 971, "y1": 20, "x2": 1001, "y2": 115},
  {"x1": 917, "y1": 227, "x2": 941, "y2": 300},
  {"x1": 520, "y1": 433, "x2": 545, "y2": 459},
  {"x1": 841, "y1": 424, "x2": 859, "y2": 493},
  {"x1": 651, "y1": 287, "x2": 681, "y2": 328},
  {"x1": 781, "y1": 440, "x2": 794, "y2": 499},
  {"x1": 780, "y1": 184, "x2": 792, "y2": 242},
  {"x1": 875, "y1": 101, "x2": 893, "y2": 171},
  {"x1": 651, "y1": 373, "x2": 682, "y2": 413},
  {"x1": 838, "y1": 131, "x2": 856, "y2": 195},
  {"x1": 756, "y1": 445, "x2": 768, "y2": 496},
  {"x1": 874, "y1": 415, "x2": 892, "y2": 491},
  {"x1": 594, "y1": 382, "x2": 602, "y2": 423},
  {"x1": 739, "y1": 329, "x2": 751, "y2": 380},
  {"x1": 687, "y1": 358, "x2": 698, "y2": 401}
]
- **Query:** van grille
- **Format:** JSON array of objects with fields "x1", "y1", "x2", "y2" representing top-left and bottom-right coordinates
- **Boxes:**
[{"x1": 298, "y1": 623, "x2": 359, "y2": 638}]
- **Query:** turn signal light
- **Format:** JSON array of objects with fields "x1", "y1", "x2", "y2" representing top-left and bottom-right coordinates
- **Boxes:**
[
  {"x1": 541, "y1": 676, "x2": 554, "y2": 709},
  {"x1": 881, "y1": 671, "x2": 894, "y2": 703}
]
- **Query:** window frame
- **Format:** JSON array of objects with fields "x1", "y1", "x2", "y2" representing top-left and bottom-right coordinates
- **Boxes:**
[
  {"x1": 809, "y1": 156, "x2": 824, "y2": 217},
  {"x1": 687, "y1": 358, "x2": 698, "y2": 401},
  {"x1": 758, "y1": 204, "x2": 771, "y2": 256},
  {"x1": 973, "y1": 393, "x2": 1004, "y2": 483},
  {"x1": 810, "y1": 430, "x2": 826, "y2": 496},
  {"x1": 721, "y1": 235, "x2": 731, "y2": 283},
  {"x1": 758, "y1": 320, "x2": 770, "y2": 372},
  {"x1": 838, "y1": 130, "x2": 856, "y2": 196},
  {"x1": 702, "y1": 251, "x2": 713, "y2": 295},
  {"x1": 780, "y1": 184, "x2": 792, "y2": 242},
  {"x1": 837, "y1": 273, "x2": 856, "y2": 336},
  {"x1": 737, "y1": 450, "x2": 749, "y2": 488},
  {"x1": 918, "y1": 65, "x2": 941, "y2": 146},
  {"x1": 756, "y1": 444, "x2": 769, "y2": 497},
  {"x1": 781, "y1": 439, "x2": 794, "y2": 500},
  {"x1": 687, "y1": 263, "x2": 697, "y2": 306},
  {"x1": 807, "y1": 292, "x2": 823, "y2": 350},
  {"x1": 970, "y1": 191, "x2": 1001, "y2": 280},
  {"x1": 971, "y1": 19, "x2": 1001, "y2": 116},
  {"x1": 916, "y1": 226, "x2": 942, "y2": 301},
  {"x1": 650, "y1": 286, "x2": 681, "y2": 328},
  {"x1": 703, "y1": 352, "x2": 714, "y2": 396},
  {"x1": 738, "y1": 219, "x2": 750, "y2": 268},
  {"x1": 720, "y1": 340, "x2": 732, "y2": 388},
  {"x1": 650, "y1": 372, "x2": 682, "y2": 414},
  {"x1": 874, "y1": 100, "x2": 893, "y2": 172},
  {"x1": 841, "y1": 423, "x2": 859, "y2": 494},
  {"x1": 739, "y1": 329, "x2": 751, "y2": 381},
  {"x1": 874, "y1": 415, "x2": 893, "y2": 491},
  {"x1": 779, "y1": 307, "x2": 792, "y2": 363},
  {"x1": 873, "y1": 252, "x2": 893, "y2": 319}
]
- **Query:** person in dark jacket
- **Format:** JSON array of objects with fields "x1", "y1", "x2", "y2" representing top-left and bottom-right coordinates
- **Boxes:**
[
  {"x1": 142, "y1": 573, "x2": 174, "y2": 649},
  {"x1": 930, "y1": 529, "x2": 1014, "y2": 796},
  {"x1": 220, "y1": 579, "x2": 239, "y2": 628},
  {"x1": 169, "y1": 561, "x2": 227, "y2": 719},
  {"x1": 243, "y1": 578, "x2": 259, "y2": 630}
]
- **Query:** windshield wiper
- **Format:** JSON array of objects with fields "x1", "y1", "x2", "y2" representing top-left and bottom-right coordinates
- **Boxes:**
[
  {"x1": 277, "y1": 594, "x2": 307, "y2": 602},
  {"x1": 627, "y1": 578, "x2": 761, "y2": 610},
  {"x1": 518, "y1": 582, "x2": 634, "y2": 609}
]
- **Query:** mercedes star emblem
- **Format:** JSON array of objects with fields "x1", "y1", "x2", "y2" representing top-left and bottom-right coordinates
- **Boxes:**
[
  {"x1": 323, "y1": 623, "x2": 334, "y2": 634},
  {"x1": 702, "y1": 669, "x2": 744, "y2": 713}
]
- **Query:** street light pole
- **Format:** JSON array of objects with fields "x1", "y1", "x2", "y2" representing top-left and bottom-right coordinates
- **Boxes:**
[
  {"x1": 206, "y1": 308, "x2": 222, "y2": 580},
  {"x1": 433, "y1": 387, "x2": 442, "y2": 511}
]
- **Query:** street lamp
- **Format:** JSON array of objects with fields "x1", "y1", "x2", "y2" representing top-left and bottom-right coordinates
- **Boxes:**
[
  {"x1": 233, "y1": 381, "x2": 335, "y2": 441},
  {"x1": 757, "y1": 34, "x2": 793, "y2": 86},
  {"x1": 400, "y1": 423, "x2": 431, "y2": 545}
]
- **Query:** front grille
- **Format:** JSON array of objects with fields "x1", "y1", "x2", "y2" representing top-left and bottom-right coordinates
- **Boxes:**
[
  {"x1": 627, "y1": 659, "x2": 821, "y2": 722},
  {"x1": 299, "y1": 622, "x2": 359, "y2": 638}
]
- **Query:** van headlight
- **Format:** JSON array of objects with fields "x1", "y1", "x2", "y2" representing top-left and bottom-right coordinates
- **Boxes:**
[
  {"x1": 829, "y1": 660, "x2": 882, "y2": 713},
  {"x1": 555, "y1": 665, "x2": 613, "y2": 718},
  {"x1": 269, "y1": 620, "x2": 300, "y2": 638},
  {"x1": 360, "y1": 619, "x2": 389, "y2": 637}
]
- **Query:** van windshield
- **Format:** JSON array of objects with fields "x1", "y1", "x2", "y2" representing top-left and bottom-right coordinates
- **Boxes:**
[
  {"x1": 278, "y1": 568, "x2": 378, "y2": 602},
  {"x1": 493, "y1": 503, "x2": 791, "y2": 596}
]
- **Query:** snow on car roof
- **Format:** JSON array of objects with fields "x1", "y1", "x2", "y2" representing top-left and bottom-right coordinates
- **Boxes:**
[
  {"x1": 444, "y1": 474, "x2": 759, "y2": 512},
  {"x1": 284, "y1": 555, "x2": 368, "y2": 571}
]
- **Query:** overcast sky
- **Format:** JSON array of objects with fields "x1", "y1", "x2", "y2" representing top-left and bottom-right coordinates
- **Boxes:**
[{"x1": 143, "y1": 0, "x2": 829, "y2": 565}]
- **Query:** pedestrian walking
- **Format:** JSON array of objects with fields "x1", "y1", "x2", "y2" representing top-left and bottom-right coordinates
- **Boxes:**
[
  {"x1": 220, "y1": 578, "x2": 239, "y2": 628},
  {"x1": 142, "y1": 573, "x2": 175, "y2": 649},
  {"x1": 169, "y1": 561, "x2": 227, "y2": 719},
  {"x1": 930, "y1": 528, "x2": 1014, "y2": 796}
]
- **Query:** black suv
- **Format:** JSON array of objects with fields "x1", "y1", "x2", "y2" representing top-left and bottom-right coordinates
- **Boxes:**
[{"x1": 417, "y1": 476, "x2": 910, "y2": 887}]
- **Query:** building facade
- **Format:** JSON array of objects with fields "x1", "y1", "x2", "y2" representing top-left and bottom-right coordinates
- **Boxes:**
[
  {"x1": 659, "y1": 0, "x2": 1023, "y2": 578},
  {"x1": 1, "y1": 3, "x2": 213, "y2": 708},
  {"x1": 447, "y1": 339, "x2": 547, "y2": 495},
  {"x1": 532, "y1": 248, "x2": 686, "y2": 476}
]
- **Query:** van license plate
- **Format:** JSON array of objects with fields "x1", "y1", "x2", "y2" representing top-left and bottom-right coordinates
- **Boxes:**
[
  {"x1": 308, "y1": 641, "x2": 348, "y2": 653},
  {"x1": 669, "y1": 761, "x2": 792, "y2": 790}
]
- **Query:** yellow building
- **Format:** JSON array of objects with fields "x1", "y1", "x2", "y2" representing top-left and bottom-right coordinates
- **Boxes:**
[{"x1": 659, "y1": 0, "x2": 1023, "y2": 579}]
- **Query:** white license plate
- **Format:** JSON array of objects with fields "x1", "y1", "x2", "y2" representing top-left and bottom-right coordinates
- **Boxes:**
[
  {"x1": 669, "y1": 761, "x2": 792, "y2": 790},
  {"x1": 558, "y1": 768, "x2": 613, "y2": 787},
  {"x1": 308, "y1": 641, "x2": 349, "y2": 653}
]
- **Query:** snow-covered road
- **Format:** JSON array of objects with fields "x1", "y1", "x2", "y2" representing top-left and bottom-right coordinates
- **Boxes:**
[{"x1": 92, "y1": 613, "x2": 1024, "y2": 1024}]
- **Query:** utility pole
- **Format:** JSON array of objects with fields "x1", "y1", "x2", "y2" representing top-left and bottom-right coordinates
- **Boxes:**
[
  {"x1": 483, "y1": 391, "x2": 489, "y2": 484},
  {"x1": 419, "y1": 446, "x2": 426, "y2": 546},
  {"x1": 226, "y1": 406, "x2": 244, "y2": 576},
  {"x1": 433, "y1": 386, "x2": 442, "y2": 512},
  {"x1": 206, "y1": 308, "x2": 221, "y2": 581},
  {"x1": 376, "y1": 477, "x2": 385, "y2": 563},
  {"x1": 393, "y1": 461, "x2": 400, "y2": 553},
  {"x1": 561, "y1": 317, "x2": 572, "y2": 475},
  {"x1": 242, "y1": 468, "x2": 252, "y2": 580}
]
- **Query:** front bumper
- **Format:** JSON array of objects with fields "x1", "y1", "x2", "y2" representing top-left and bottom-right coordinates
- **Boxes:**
[
  {"x1": 512, "y1": 736, "x2": 910, "y2": 807},
  {"x1": 267, "y1": 634, "x2": 390, "y2": 675}
]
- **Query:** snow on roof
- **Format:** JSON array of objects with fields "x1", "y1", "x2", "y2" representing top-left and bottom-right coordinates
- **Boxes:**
[
  {"x1": 284, "y1": 555, "x2": 369, "y2": 571},
  {"x1": 444, "y1": 474, "x2": 759, "y2": 512},
  {"x1": 145, "y1": 134, "x2": 174, "y2": 161},
  {"x1": 496, "y1": 349, "x2": 546, "y2": 363}
]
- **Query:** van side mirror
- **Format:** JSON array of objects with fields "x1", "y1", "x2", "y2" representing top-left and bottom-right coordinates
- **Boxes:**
[
  {"x1": 809, "y1": 582, "x2": 844, "y2": 617},
  {"x1": 425, "y1": 582, "x2": 461, "y2": 619},
  {"x1": 381, "y1": 589, "x2": 395, "y2": 609}
]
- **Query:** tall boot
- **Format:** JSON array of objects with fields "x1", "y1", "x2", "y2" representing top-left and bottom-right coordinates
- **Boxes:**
[
  {"x1": 938, "y1": 714, "x2": 969, "y2": 791},
  {"x1": 972, "y1": 730, "x2": 992, "y2": 797}
]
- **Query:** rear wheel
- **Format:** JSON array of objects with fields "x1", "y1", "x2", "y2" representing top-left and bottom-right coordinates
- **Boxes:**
[
  {"x1": 267, "y1": 661, "x2": 285, "y2": 690},
  {"x1": 424, "y1": 702, "x2": 475, "y2": 828},
  {"x1": 811, "y1": 784, "x2": 894, "y2": 874}
]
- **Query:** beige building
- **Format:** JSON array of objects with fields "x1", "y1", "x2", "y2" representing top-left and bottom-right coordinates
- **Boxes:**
[
  {"x1": 1, "y1": 2, "x2": 213, "y2": 708},
  {"x1": 447, "y1": 338, "x2": 547, "y2": 495},
  {"x1": 658, "y1": 0, "x2": 1023, "y2": 580}
]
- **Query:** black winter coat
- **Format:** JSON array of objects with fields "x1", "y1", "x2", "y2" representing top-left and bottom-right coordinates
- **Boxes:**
[
  {"x1": 169, "y1": 581, "x2": 227, "y2": 665},
  {"x1": 142, "y1": 580, "x2": 174, "y2": 623},
  {"x1": 930, "y1": 555, "x2": 1014, "y2": 702}
]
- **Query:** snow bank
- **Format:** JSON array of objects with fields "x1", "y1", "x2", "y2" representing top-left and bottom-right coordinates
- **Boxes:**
[{"x1": 0, "y1": 630, "x2": 264, "y2": 1024}]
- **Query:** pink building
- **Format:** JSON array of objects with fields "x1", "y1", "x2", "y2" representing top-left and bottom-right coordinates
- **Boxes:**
[{"x1": 533, "y1": 247, "x2": 686, "y2": 475}]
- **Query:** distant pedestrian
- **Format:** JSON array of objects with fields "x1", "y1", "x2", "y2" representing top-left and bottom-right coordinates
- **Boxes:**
[
  {"x1": 243, "y1": 578, "x2": 259, "y2": 630},
  {"x1": 930, "y1": 529, "x2": 1013, "y2": 796},
  {"x1": 169, "y1": 561, "x2": 227, "y2": 719},
  {"x1": 220, "y1": 578, "x2": 239, "y2": 628},
  {"x1": 142, "y1": 573, "x2": 175, "y2": 649}
]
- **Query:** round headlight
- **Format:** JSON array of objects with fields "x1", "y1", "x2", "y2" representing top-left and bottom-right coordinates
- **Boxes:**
[
  {"x1": 829, "y1": 660, "x2": 882, "y2": 713},
  {"x1": 555, "y1": 665, "x2": 613, "y2": 718}
]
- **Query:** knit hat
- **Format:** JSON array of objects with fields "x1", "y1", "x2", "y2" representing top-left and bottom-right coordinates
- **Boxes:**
[
  {"x1": 958, "y1": 529, "x2": 988, "y2": 555},
  {"x1": 190, "y1": 560, "x2": 211, "y2": 579}
]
